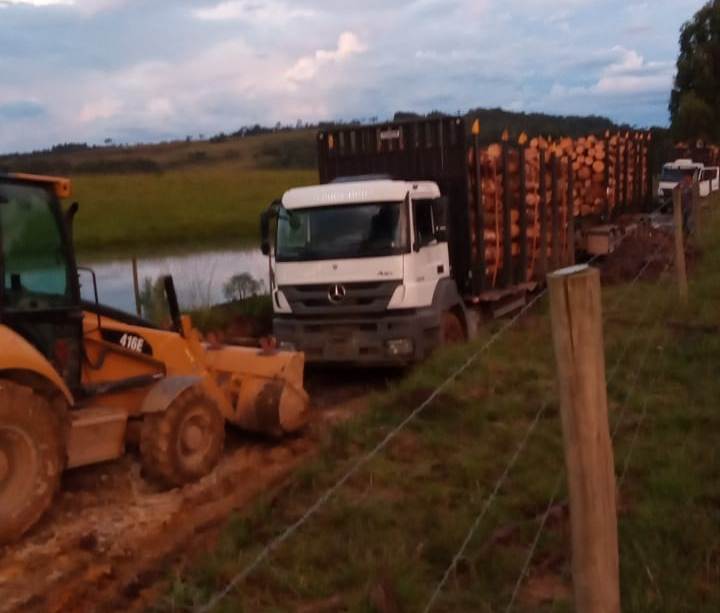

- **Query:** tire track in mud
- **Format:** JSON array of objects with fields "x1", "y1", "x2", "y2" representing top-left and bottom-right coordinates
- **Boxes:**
[{"x1": 0, "y1": 369, "x2": 390, "y2": 613}]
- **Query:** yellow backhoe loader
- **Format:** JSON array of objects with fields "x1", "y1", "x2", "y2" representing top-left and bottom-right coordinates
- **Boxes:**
[{"x1": 0, "y1": 173, "x2": 309, "y2": 544}]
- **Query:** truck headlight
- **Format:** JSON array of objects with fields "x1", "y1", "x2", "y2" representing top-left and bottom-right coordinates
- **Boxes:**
[{"x1": 386, "y1": 338, "x2": 414, "y2": 356}]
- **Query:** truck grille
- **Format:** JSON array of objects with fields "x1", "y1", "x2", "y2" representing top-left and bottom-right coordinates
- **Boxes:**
[{"x1": 280, "y1": 281, "x2": 401, "y2": 315}]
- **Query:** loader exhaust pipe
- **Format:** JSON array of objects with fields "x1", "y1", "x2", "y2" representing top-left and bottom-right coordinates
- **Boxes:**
[{"x1": 163, "y1": 275, "x2": 184, "y2": 336}]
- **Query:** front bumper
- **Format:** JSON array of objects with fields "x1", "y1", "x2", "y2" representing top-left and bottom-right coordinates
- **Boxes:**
[{"x1": 273, "y1": 308, "x2": 443, "y2": 366}]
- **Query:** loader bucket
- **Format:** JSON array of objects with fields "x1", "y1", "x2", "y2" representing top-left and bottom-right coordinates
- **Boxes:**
[{"x1": 202, "y1": 345, "x2": 310, "y2": 437}]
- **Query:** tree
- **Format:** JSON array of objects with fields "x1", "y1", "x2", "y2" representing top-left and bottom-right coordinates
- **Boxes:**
[
  {"x1": 669, "y1": 1, "x2": 720, "y2": 141},
  {"x1": 223, "y1": 273, "x2": 266, "y2": 301},
  {"x1": 673, "y1": 91, "x2": 715, "y2": 141},
  {"x1": 138, "y1": 277, "x2": 169, "y2": 325}
]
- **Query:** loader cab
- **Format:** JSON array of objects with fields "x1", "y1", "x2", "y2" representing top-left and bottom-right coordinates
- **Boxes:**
[{"x1": 0, "y1": 174, "x2": 83, "y2": 391}]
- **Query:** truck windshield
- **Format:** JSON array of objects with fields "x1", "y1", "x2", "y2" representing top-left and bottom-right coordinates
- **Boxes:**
[
  {"x1": 661, "y1": 168, "x2": 696, "y2": 182},
  {"x1": 276, "y1": 201, "x2": 409, "y2": 261}
]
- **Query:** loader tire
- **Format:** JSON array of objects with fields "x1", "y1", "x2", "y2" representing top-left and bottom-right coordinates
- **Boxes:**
[
  {"x1": 140, "y1": 387, "x2": 225, "y2": 487},
  {"x1": 0, "y1": 380, "x2": 64, "y2": 545}
]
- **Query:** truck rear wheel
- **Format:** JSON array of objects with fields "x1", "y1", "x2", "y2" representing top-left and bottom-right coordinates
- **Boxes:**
[
  {"x1": 441, "y1": 310, "x2": 466, "y2": 345},
  {"x1": 140, "y1": 387, "x2": 225, "y2": 486},
  {"x1": 0, "y1": 380, "x2": 64, "y2": 544}
]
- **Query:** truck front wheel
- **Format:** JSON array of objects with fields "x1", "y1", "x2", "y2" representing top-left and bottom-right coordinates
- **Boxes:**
[
  {"x1": 0, "y1": 380, "x2": 64, "y2": 544},
  {"x1": 441, "y1": 310, "x2": 466, "y2": 345}
]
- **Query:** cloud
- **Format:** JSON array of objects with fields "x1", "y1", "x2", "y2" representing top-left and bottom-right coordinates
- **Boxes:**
[
  {"x1": 0, "y1": 0, "x2": 702, "y2": 151},
  {"x1": 0, "y1": 1, "x2": 72, "y2": 5},
  {"x1": 594, "y1": 46, "x2": 673, "y2": 94},
  {"x1": 0, "y1": 100, "x2": 46, "y2": 119},
  {"x1": 286, "y1": 31, "x2": 367, "y2": 82},
  {"x1": 542, "y1": 44, "x2": 675, "y2": 125},
  {"x1": 0, "y1": 0, "x2": 125, "y2": 13},
  {"x1": 194, "y1": 0, "x2": 316, "y2": 23},
  {"x1": 79, "y1": 97, "x2": 123, "y2": 123}
]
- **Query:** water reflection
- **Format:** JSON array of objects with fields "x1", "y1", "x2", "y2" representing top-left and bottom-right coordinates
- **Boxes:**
[{"x1": 78, "y1": 248, "x2": 269, "y2": 314}]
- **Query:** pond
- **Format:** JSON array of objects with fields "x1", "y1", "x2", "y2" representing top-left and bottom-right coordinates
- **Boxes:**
[{"x1": 78, "y1": 247, "x2": 270, "y2": 314}]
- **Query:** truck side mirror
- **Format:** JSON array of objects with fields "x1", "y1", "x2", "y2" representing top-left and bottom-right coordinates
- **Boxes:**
[
  {"x1": 260, "y1": 210, "x2": 271, "y2": 256},
  {"x1": 260, "y1": 202, "x2": 280, "y2": 256},
  {"x1": 432, "y1": 196, "x2": 449, "y2": 241}
]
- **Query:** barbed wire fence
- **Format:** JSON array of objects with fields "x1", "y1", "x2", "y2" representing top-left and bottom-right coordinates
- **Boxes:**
[
  {"x1": 196, "y1": 204, "x2": 684, "y2": 613},
  {"x1": 426, "y1": 250, "x2": 673, "y2": 612},
  {"x1": 500, "y1": 194, "x2": 708, "y2": 610},
  {"x1": 501, "y1": 260, "x2": 675, "y2": 612},
  {"x1": 196, "y1": 288, "x2": 550, "y2": 613}
]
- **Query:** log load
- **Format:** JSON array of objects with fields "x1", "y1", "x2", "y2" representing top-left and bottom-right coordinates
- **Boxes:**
[{"x1": 467, "y1": 130, "x2": 651, "y2": 291}]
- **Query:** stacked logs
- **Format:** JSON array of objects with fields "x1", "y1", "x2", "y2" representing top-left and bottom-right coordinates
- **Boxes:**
[
  {"x1": 468, "y1": 130, "x2": 651, "y2": 291},
  {"x1": 570, "y1": 134, "x2": 608, "y2": 216}
]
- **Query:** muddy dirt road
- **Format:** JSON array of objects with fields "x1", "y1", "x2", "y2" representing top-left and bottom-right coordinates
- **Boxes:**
[{"x1": 0, "y1": 369, "x2": 396, "y2": 613}]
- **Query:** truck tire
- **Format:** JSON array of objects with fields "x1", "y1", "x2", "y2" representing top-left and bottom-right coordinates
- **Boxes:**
[
  {"x1": 0, "y1": 380, "x2": 64, "y2": 544},
  {"x1": 442, "y1": 310, "x2": 466, "y2": 345},
  {"x1": 140, "y1": 386, "x2": 225, "y2": 486}
]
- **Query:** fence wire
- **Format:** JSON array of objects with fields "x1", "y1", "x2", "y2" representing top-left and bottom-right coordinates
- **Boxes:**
[
  {"x1": 196, "y1": 289, "x2": 549, "y2": 612},
  {"x1": 504, "y1": 261, "x2": 674, "y2": 612},
  {"x1": 198, "y1": 207, "x2": 676, "y2": 612},
  {"x1": 423, "y1": 244, "x2": 669, "y2": 612}
]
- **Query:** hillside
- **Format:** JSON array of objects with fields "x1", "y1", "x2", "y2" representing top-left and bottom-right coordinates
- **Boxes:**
[
  {"x1": 0, "y1": 107, "x2": 648, "y2": 176},
  {"x1": 0, "y1": 128, "x2": 318, "y2": 176},
  {"x1": 0, "y1": 108, "x2": 667, "y2": 258}
]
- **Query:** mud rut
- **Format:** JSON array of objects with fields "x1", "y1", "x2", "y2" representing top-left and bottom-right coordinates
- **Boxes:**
[{"x1": 0, "y1": 369, "x2": 392, "y2": 613}]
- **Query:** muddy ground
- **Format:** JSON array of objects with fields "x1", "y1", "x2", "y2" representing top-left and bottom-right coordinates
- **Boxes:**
[
  {"x1": 0, "y1": 370, "x2": 395, "y2": 613},
  {"x1": 599, "y1": 213, "x2": 696, "y2": 284}
]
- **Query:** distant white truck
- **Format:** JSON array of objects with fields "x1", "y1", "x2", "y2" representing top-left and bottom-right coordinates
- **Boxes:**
[
  {"x1": 657, "y1": 159, "x2": 719, "y2": 204},
  {"x1": 699, "y1": 166, "x2": 720, "y2": 197},
  {"x1": 657, "y1": 159, "x2": 703, "y2": 205}
]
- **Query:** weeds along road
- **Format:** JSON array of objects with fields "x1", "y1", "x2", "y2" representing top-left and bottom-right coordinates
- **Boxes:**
[{"x1": 0, "y1": 370, "x2": 395, "y2": 613}]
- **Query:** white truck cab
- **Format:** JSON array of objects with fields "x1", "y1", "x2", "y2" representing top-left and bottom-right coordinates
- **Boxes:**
[
  {"x1": 264, "y1": 178, "x2": 467, "y2": 365},
  {"x1": 658, "y1": 159, "x2": 703, "y2": 204}
]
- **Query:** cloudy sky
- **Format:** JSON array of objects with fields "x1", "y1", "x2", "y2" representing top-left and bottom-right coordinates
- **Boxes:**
[{"x1": 0, "y1": 0, "x2": 707, "y2": 153}]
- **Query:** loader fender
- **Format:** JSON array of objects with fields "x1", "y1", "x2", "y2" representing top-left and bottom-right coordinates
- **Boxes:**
[
  {"x1": 140, "y1": 375, "x2": 202, "y2": 415},
  {"x1": 0, "y1": 325, "x2": 73, "y2": 405}
]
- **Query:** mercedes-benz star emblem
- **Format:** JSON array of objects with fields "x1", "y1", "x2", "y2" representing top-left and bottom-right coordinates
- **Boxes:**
[{"x1": 328, "y1": 284, "x2": 346, "y2": 304}]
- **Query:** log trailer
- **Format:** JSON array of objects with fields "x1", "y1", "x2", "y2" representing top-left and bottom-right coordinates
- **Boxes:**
[
  {"x1": 0, "y1": 173, "x2": 309, "y2": 543},
  {"x1": 260, "y1": 117, "x2": 654, "y2": 367}
]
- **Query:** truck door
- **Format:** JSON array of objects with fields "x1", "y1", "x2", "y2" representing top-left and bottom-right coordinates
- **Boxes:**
[
  {"x1": 699, "y1": 169, "x2": 711, "y2": 197},
  {"x1": 408, "y1": 198, "x2": 450, "y2": 305}
]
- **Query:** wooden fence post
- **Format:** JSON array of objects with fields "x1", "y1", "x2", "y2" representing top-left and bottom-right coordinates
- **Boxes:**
[
  {"x1": 132, "y1": 257, "x2": 142, "y2": 317},
  {"x1": 548, "y1": 265, "x2": 620, "y2": 613},
  {"x1": 672, "y1": 187, "x2": 689, "y2": 305}
]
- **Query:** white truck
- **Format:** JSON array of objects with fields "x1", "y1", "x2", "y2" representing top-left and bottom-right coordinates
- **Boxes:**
[
  {"x1": 657, "y1": 158, "x2": 719, "y2": 204},
  {"x1": 260, "y1": 118, "x2": 650, "y2": 366},
  {"x1": 657, "y1": 159, "x2": 703, "y2": 205},
  {"x1": 263, "y1": 177, "x2": 465, "y2": 365}
]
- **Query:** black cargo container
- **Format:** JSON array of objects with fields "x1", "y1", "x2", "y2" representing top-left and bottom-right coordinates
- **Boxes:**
[{"x1": 317, "y1": 117, "x2": 476, "y2": 295}]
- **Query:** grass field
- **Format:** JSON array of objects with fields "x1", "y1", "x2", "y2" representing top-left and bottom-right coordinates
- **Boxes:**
[
  {"x1": 0, "y1": 130, "x2": 319, "y2": 258},
  {"x1": 158, "y1": 196, "x2": 720, "y2": 612},
  {"x1": 71, "y1": 166, "x2": 315, "y2": 257}
]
